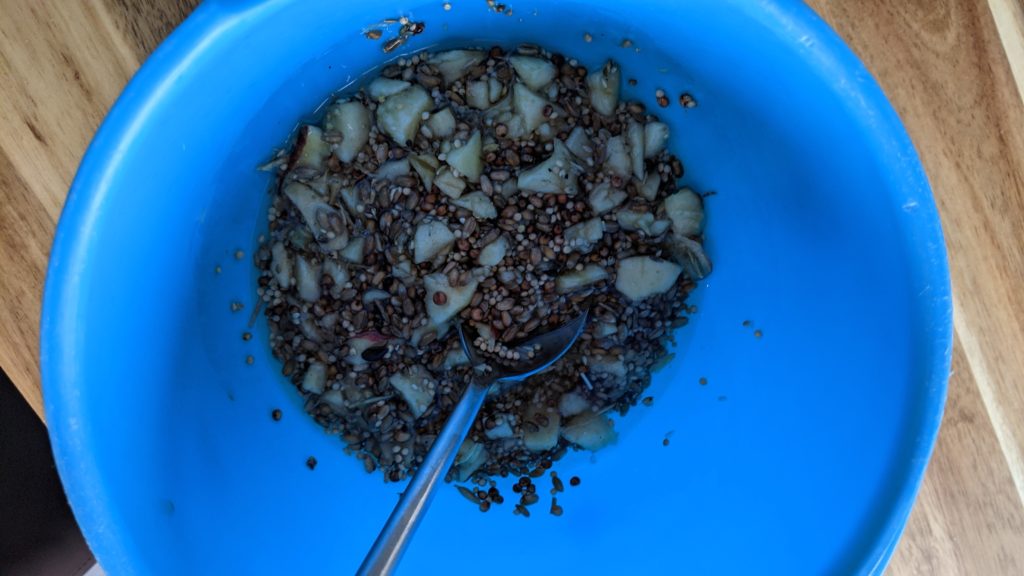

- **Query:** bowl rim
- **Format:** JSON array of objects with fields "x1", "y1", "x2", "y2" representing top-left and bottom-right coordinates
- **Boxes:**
[{"x1": 41, "y1": 1, "x2": 953, "y2": 573}]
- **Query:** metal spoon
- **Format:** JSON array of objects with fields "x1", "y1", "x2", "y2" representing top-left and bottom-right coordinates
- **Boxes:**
[{"x1": 357, "y1": 309, "x2": 590, "y2": 576}]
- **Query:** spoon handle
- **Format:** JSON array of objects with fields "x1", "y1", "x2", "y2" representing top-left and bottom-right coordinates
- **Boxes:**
[{"x1": 356, "y1": 379, "x2": 492, "y2": 576}]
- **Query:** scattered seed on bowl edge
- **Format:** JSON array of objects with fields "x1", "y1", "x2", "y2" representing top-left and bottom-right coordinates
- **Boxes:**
[
  {"x1": 456, "y1": 485, "x2": 480, "y2": 504},
  {"x1": 306, "y1": 456, "x2": 318, "y2": 470},
  {"x1": 742, "y1": 320, "x2": 752, "y2": 327},
  {"x1": 272, "y1": 408, "x2": 282, "y2": 421},
  {"x1": 569, "y1": 476, "x2": 581, "y2": 487},
  {"x1": 242, "y1": 332, "x2": 253, "y2": 341},
  {"x1": 550, "y1": 497, "x2": 563, "y2": 516},
  {"x1": 214, "y1": 265, "x2": 222, "y2": 274},
  {"x1": 754, "y1": 329, "x2": 763, "y2": 339},
  {"x1": 655, "y1": 88, "x2": 669, "y2": 107},
  {"x1": 620, "y1": 39, "x2": 633, "y2": 48},
  {"x1": 699, "y1": 377, "x2": 708, "y2": 386},
  {"x1": 679, "y1": 93, "x2": 698, "y2": 109},
  {"x1": 246, "y1": 355, "x2": 255, "y2": 365},
  {"x1": 583, "y1": 32, "x2": 592, "y2": 42},
  {"x1": 230, "y1": 301, "x2": 244, "y2": 313},
  {"x1": 551, "y1": 473, "x2": 564, "y2": 493},
  {"x1": 642, "y1": 396, "x2": 654, "y2": 406},
  {"x1": 234, "y1": 249, "x2": 245, "y2": 260}
]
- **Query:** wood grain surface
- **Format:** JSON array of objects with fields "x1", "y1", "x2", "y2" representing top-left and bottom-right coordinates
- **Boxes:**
[{"x1": 1, "y1": 1, "x2": 1022, "y2": 573}]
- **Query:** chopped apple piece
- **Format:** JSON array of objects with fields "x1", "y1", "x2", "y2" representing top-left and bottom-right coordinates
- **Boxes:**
[
  {"x1": 433, "y1": 166, "x2": 467, "y2": 198},
  {"x1": 445, "y1": 131, "x2": 483, "y2": 182},
  {"x1": 513, "y1": 83, "x2": 548, "y2": 134},
  {"x1": 324, "y1": 101, "x2": 370, "y2": 163},
  {"x1": 616, "y1": 210, "x2": 671, "y2": 236},
  {"x1": 426, "y1": 107, "x2": 456, "y2": 139},
  {"x1": 414, "y1": 220, "x2": 456, "y2": 264},
  {"x1": 667, "y1": 235, "x2": 712, "y2": 280},
  {"x1": 366, "y1": 77, "x2": 411, "y2": 101},
  {"x1": 389, "y1": 367, "x2": 435, "y2": 418},
  {"x1": 485, "y1": 415, "x2": 516, "y2": 439},
  {"x1": 283, "y1": 182, "x2": 350, "y2": 251},
  {"x1": 451, "y1": 191, "x2": 497, "y2": 219},
  {"x1": 562, "y1": 411, "x2": 618, "y2": 451},
  {"x1": 556, "y1": 264, "x2": 609, "y2": 293},
  {"x1": 409, "y1": 154, "x2": 439, "y2": 190},
  {"x1": 523, "y1": 406, "x2": 560, "y2": 451},
  {"x1": 337, "y1": 183, "x2": 363, "y2": 216},
  {"x1": 488, "y1": 77, "x2": 505, "y2": 103},
  {"x1": 301, "y1": 362, "x2": 327, "y2": 394},
  {"x1": 295, "y1": 256, "x2": 321, "y2": 302},
  {"x1": 644, "y1": 122, "x2": 670, "y2": 158},
  {"x1": 627, "y1": 121, "x2": 646, "y2": 180},
  {"x1": 564, "y1": 126, "x2": 594, "y2": 159},
  {"x1": 562, "y1": 217, "x2": 605, "y2": 253},
  {"x1": 593, "y1": 321, "x2": 618, "y2": 339},
  {"x1": 588, "y1": 181, "x2": 627, "y2": 214},
  {"x1": 509, "y1": 55, "x2": 557, "y2": 90},
  {"x1": 424, "y1": 272, "x2": 479, "y2": 325},
  {"x1": 443, "y1": 346, "x2": 470, "y2": 368},
  {"x1": 293, "y1": 125, "x2": 329, "y2": 170},
  {"x1": 477, "y1": 235, "x2": 508, "y2": 266},
  {"x1": 323, "y1": 259, "x2": 349, "y2": 298},
  {"x1": 429, "y1": 50, "x2": 486, "y2": 83},
  {"x1": 603, "y1": 135, "x2": 631, "y2": 178},
  {"x1": 374, "y1": 158, "x2": 410, "y2": 180},
  {"x1": 466, "y1": 79, "x2": 493, "y2": 110},
  {"x1": 453, "y1": 440, "x2": 488, "y2": 482},
  {"x1": 271, "y1": 241, "x2": 292, "y2": 288},
  {"x1": 639, "y1": 172, "x2": 661, "y2": 201},
  {"x1": 588, "y1": 355, "x2": 627, "y2": 378},
  {"x1": 517, "y1": 140, "x2": 580, "y2": 195},
  {"x1": 663, "y1": 188, "x2": 704, "y2": 237},
  {"x1": 586, "y1": 60, "x2": 621, "y2": 116},
  {"x1": 339, "y1": 236, "x2": 365, "y2": 264},
  {"x1": 615, "y1": 256, "x2": 683, "y2": 301},
  {"x1": 558, "y1": 391, "x2": 590, "y2": 417},
  {"x1": 376, "y1": 85, "x2": 432, "y2": 145}
]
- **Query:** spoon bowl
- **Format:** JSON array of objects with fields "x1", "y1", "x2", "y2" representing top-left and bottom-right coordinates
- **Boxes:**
[{"x1": 357, "y1": 310, "x2": 590, "y2": 575}]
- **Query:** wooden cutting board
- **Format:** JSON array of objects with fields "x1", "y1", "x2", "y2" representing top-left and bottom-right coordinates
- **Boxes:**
[{"x1": 1, "y1": 1, "x2": 1022, "y2": 573}]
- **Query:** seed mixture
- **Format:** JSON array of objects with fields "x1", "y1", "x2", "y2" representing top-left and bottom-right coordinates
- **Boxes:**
[{"x1": 254, "y1": 45, "x2": 711, "y2": 499}]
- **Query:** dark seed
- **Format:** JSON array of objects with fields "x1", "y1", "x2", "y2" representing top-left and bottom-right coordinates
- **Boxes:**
[
  {"x1": 569, "y1": 476, "x2": 581, "y2": 487},
  {"x1": 306, "y1": 456, "x2": 318, "y2": 470},
  {"x1": 362, "y1": 346, "x2": 388, "y2": 362},
  {"x1": 271, "y1": 409, "x2": 282, "y2": 421},
  {"x1": 456, "y1": 485, "x2": 481, "y2": 504}
]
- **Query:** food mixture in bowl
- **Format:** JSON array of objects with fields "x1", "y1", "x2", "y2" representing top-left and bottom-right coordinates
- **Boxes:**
[{"x1": 254, "y1": 44, "x2": 710, "y2": 499}]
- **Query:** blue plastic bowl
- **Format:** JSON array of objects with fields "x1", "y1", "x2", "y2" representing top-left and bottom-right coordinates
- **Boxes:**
[{"x1": 42, "y1": 0, "x2": 952, "y2": 574}]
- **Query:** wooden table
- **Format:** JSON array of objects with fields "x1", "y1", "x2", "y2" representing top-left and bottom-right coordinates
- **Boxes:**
[{"x1": 2, "y1": 1, "x2": 1023, "y2": 573}]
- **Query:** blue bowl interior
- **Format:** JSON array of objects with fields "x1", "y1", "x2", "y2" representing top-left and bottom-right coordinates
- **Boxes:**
[{"x1": 43, "y1": 0, "x2": 951, "y2": 574}]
